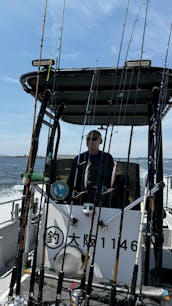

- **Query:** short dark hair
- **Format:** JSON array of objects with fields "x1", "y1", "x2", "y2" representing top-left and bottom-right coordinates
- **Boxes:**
[
  {"x1": 87, "y1": 130, "x2": 102, "y2": 144},
  {"x1": 87, "y1": 130, "x2": 102, "y2": 138}
]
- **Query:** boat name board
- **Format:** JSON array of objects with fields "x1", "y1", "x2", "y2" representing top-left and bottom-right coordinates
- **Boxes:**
[{"x1": 45, "y1": 225, "x2": 138, "y2": 252}]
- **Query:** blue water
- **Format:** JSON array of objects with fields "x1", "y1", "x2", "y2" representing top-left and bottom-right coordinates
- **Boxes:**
[
  {"x1": 0, "y1": 155, "x2": 171, "y2": 193},
  {"x1": 0, "y1": 156, "x2": 172, "y2": 222},
  {"x1": 0, "y1": 157, "x2": 46, "y2": 222},
  {"x1": 0, "y1": 156, "x2": 44, "y2": 188},
  {"x1": 0, "y1": 156, "x2": 172, "y2": 190}
]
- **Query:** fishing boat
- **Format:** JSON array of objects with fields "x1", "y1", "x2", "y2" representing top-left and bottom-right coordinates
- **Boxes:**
[
  {"x1": 0, "y1": 60, "x2": 171, "y2": 305},
  {"x1": 0, "y1": 1, "x2": 172, "y2": 306}
]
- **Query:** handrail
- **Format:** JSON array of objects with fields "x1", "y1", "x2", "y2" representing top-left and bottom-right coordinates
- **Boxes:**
[
  {"x1": 0, "y1": 197, "x2": 21, "y2": 225},
  {"x1": 0, "y1": 197, "x2": 23, "y2": 206},
  {"x1": 102, "y1": 182, "x2": 164, "y2": 226}
]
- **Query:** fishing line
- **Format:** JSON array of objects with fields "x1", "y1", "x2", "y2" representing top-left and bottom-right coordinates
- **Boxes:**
[
  {"x1": 109, "y1": 0, "x2": 130, "y2": 107},
  {"x1": 118, "y1": 2, "x2": 146, "y2": 126},
  {"x1": 108, "y1": 1, "x2": 144, "y2": 154},
  {"x1": 89, "y1": 68, "x2": 100, "y2": 126},
  {"x1": 119, "y1": 0, "x2": 148, "y2": 129},
  {"x1": 56, "y1": 0, "x2": 66, "y2": 70},
  {"x1": 31, "y1": 0, "x2": 48, "y2": 136},
  {"x1": 115, "y1": 0, "x2": 130, "y2": 69},
  {"x1": 102, "y1": 0, "x2": 132, "y2": 181},
  {"x1": 45, "y1": 0, "x2": 66, "y2": 156},
  {"x1": 155, "y1": 22, "x2": 172, "y2": 178}
]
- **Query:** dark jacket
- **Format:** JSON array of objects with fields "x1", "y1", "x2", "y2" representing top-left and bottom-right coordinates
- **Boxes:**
[{"x1": 67, "y1": 150, "x2": 114, "y2": 206}]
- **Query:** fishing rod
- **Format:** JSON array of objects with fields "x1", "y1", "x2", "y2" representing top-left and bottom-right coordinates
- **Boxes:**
[
  {"x1": 109, "y1": 2, "x2": 150, "y2": 300},
  {"x1": 123, "y1": 2, "x2": 152, "y2": 303},
  {"x1": 84, "y1": 129, "x2": 112, "y2": 305},
  {"x1": 108, "y1": 125, "x2": 133, "y2": 306},
  {"x1": 155, "y1": 22, "x2": 172, "y2": 174},
  {"x1": 27, "y1": 57, "x2": 61, "y2": 306},
  {"x1": 82, "y1": 128, "x2": 109, "y2": 283},
  {"x1": 142, "y1": 94, "x2": 156, "y2": 286},
  {"x1": 8, "y1": 0, "x2": 56, "y2": 302},
  {"x1": 36, "y1": 103, "x2": 65, "y2": 304},
  {"x1": 69, "y1": 128, "x2": 112, "y2": 306},
  {"x1": 27, "y1": 102, "x2": 64, "y2": 304},
  {"x1": 27, "y1": 195, "x2": 46, "y2": 306},
  {"x1": 55, "y1": 68, "x2": 98, "y2": 306},
  {"x1": 129, "y1": 138, "x2": 155, "y2": 305},
  {"x1": 152, "y1": 22, "x2": 172, "y2": 286},
  {"x1": 130, "y1": 15, "x2": 172, "y2": 303},
  {"x1": 8, "y1": 90, "x2": 50, "y2": 301},
  {"x1": 15, "y1": 92, "x2": 50, "y2": 297},
  {"x1": 143, "y1": 195, "x2": 155, "y2": 285},
  {"x1": 27, "y1": 107, "x2": 63, "y2": 305},
  {"x1": 35, "y1": 0, "x2": 68, "y2": 299}
]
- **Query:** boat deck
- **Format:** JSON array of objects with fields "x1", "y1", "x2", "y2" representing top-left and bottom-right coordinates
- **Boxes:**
[{"x1": 1, "y1": 267, "x2": 172, "y2": 305}]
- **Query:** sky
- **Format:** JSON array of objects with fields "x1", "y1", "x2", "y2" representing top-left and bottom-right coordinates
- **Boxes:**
[{"x1": 0, "y1": 0, "x2": 172, "y2": 158}]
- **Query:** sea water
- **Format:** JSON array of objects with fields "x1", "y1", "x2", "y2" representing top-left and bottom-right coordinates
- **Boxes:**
[
  {"x1": 0, "y1": 156, "x2": 172, "y2": 223},
  {"x1": 0, "y1": 156, "x2": 44, "y2": 223}
]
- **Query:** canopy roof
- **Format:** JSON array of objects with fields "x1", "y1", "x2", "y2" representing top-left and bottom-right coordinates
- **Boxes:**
[{"x1": 20, "y1": 65, "x2": 172, "y2": 126}]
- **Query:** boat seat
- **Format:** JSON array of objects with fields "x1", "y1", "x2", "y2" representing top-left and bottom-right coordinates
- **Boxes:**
[{"x1": 110, "y1": 161, "x2": 140, "y2": 210}]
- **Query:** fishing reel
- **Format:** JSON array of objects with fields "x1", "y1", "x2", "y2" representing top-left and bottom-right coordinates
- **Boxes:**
[
  {"x1": 69, "y1": 288, "x2": 86, "y2": 306},
  {"x1": 4, "y1": 296, "x2": 28, "y2": 305}
]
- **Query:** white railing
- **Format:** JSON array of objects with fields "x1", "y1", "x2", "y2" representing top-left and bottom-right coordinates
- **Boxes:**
[
  {"x1": 0, "y1": 198, "x2": 22, "y2": 225},
  {"x1": 164, "y1": 175, "x2": 172, "y2": 209}
]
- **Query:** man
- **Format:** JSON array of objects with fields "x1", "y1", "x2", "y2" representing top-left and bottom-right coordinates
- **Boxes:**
[{"x1": 67, "y1": 130, "x2": 114, "y2": 206}]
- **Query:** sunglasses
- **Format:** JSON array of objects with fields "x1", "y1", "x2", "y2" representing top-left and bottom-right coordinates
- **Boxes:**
[{"x1": 86, "y1": 136, "x2": 98, "y2": 141}]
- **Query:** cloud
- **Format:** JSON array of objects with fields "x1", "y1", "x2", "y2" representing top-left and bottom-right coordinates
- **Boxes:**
[
  {"x1": 62, "y1": 52, "x2": 80, "y2": 60},
  {"x1": 2, "y1": 76, "x2": 19, "y2": 84}
]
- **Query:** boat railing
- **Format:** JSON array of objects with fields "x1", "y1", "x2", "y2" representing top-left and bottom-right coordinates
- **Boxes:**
[
  {"x1": 164, "y1": 175, "x2": 172, "y2": 208},
  {"x1": 0, "y1": 197, "x2": 22, "y2": 225}
]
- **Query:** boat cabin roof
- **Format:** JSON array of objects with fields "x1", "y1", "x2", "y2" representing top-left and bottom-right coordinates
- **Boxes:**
[{"x1": 20, "y1": 65, "x2": 172, "y2": 126}]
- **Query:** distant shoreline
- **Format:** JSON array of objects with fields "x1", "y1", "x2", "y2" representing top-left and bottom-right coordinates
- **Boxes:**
[
  {"x1": 0, "y1": 155, "x2": 172, "y2": 160},
  {"x1": 0, "y1": 155, "x2": 75, "y2": 159}
]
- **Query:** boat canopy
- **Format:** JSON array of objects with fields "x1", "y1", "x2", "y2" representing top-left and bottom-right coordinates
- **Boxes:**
[{"x1": 20, "y1": 65, "x2": 172, "y2": 126}]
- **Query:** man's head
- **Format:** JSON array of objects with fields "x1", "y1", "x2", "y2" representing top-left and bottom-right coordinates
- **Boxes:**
[{"x1": 86, "y1": 130, "x2": 102, "y2": 154}]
